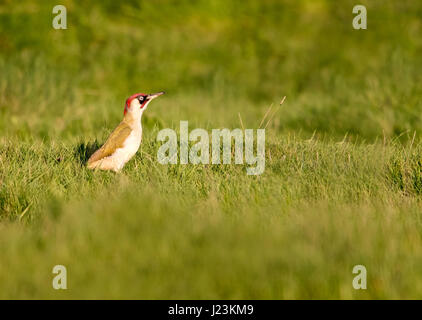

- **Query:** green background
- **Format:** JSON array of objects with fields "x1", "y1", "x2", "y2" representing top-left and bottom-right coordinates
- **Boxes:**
[{"x1": 1, "y1": 0, "x2": 422, "y2": 299}]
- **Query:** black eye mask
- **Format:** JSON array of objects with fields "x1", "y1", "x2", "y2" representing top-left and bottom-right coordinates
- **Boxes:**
[{"x1": 138, "y1": 95, "x2": 149, "y2": 108}]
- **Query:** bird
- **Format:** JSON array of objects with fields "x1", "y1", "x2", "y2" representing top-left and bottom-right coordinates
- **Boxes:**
[{"x1": 87, "y1": 91, "x2": 165, "y2": 172}]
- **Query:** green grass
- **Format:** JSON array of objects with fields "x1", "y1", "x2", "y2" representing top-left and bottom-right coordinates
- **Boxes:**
[{"x1": 1, "y1": 0, "x2": 422, "y2": 299}]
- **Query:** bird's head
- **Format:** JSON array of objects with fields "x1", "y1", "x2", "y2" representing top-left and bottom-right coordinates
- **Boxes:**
[{"x1": 124, "y1": 91, "x2": 165, "y2": 117}]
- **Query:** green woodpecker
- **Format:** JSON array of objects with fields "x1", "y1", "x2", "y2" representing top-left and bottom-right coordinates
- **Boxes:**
[{"x1": 87, "y1": 91, "x2": 165, "y2": 172}]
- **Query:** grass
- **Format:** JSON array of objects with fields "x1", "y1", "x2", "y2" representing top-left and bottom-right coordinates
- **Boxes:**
[{"x1": 1, "y1": 0, "x2": 422, "y2": 299}]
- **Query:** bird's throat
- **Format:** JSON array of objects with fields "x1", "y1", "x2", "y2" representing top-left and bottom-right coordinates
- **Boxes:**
[{"x1": 123, "y1": 112, "x2": 142, "y2": 129}]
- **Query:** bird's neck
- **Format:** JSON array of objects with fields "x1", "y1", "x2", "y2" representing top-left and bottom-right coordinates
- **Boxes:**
[{"x1": 123, "y1": 112, "x2": 142, "y2": 130}]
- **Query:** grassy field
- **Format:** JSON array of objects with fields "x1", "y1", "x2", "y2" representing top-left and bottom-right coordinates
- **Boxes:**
[{"x1": 1, "y1": 0, "x2": 422, "y2": 299}]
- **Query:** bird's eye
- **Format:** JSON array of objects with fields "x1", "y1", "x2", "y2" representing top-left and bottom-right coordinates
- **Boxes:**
[{"x1": 139, "y1": 96, "x2": 144, "y2": 102}]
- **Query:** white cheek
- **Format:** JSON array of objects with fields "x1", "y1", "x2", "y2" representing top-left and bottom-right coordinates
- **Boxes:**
[{"x1": 129, "y1": 101, "x2": 142, "y2": 112}]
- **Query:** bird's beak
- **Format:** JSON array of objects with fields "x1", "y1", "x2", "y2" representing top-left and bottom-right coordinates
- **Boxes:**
[{"x1": 147, "y1": 91, "x2": 165, "y2": 100}]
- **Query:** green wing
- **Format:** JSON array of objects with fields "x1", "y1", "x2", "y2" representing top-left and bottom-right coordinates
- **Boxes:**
[{"x1": 88, "y1": 121, "x2": 132, "y2": 164}]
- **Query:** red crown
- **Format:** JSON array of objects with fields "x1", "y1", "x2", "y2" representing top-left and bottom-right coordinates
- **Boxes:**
[{"x1": 124, "y1": 93, "x2": 146, "y2": 115}]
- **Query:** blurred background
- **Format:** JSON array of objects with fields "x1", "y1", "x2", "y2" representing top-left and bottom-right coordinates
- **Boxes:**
[
  {"x1": 1, "y1": 0, "x2": 421, "y2": 141},
  {"x1": 1, "y1": 0, "x2": 422, "y2": 299}
]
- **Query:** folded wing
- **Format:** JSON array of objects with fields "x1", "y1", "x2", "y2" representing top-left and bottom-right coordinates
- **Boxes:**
[{"x1": 87, "y1": 121, "x2": 132, "y2": 165}]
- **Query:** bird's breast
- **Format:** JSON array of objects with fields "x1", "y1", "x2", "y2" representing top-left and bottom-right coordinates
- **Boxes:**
[
  {"x1": 112, "y1": 129, "x2": 142, "y2": 168},
  {"x1": 122, "y1": 129, "x2": 142, "y2": 154}
]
